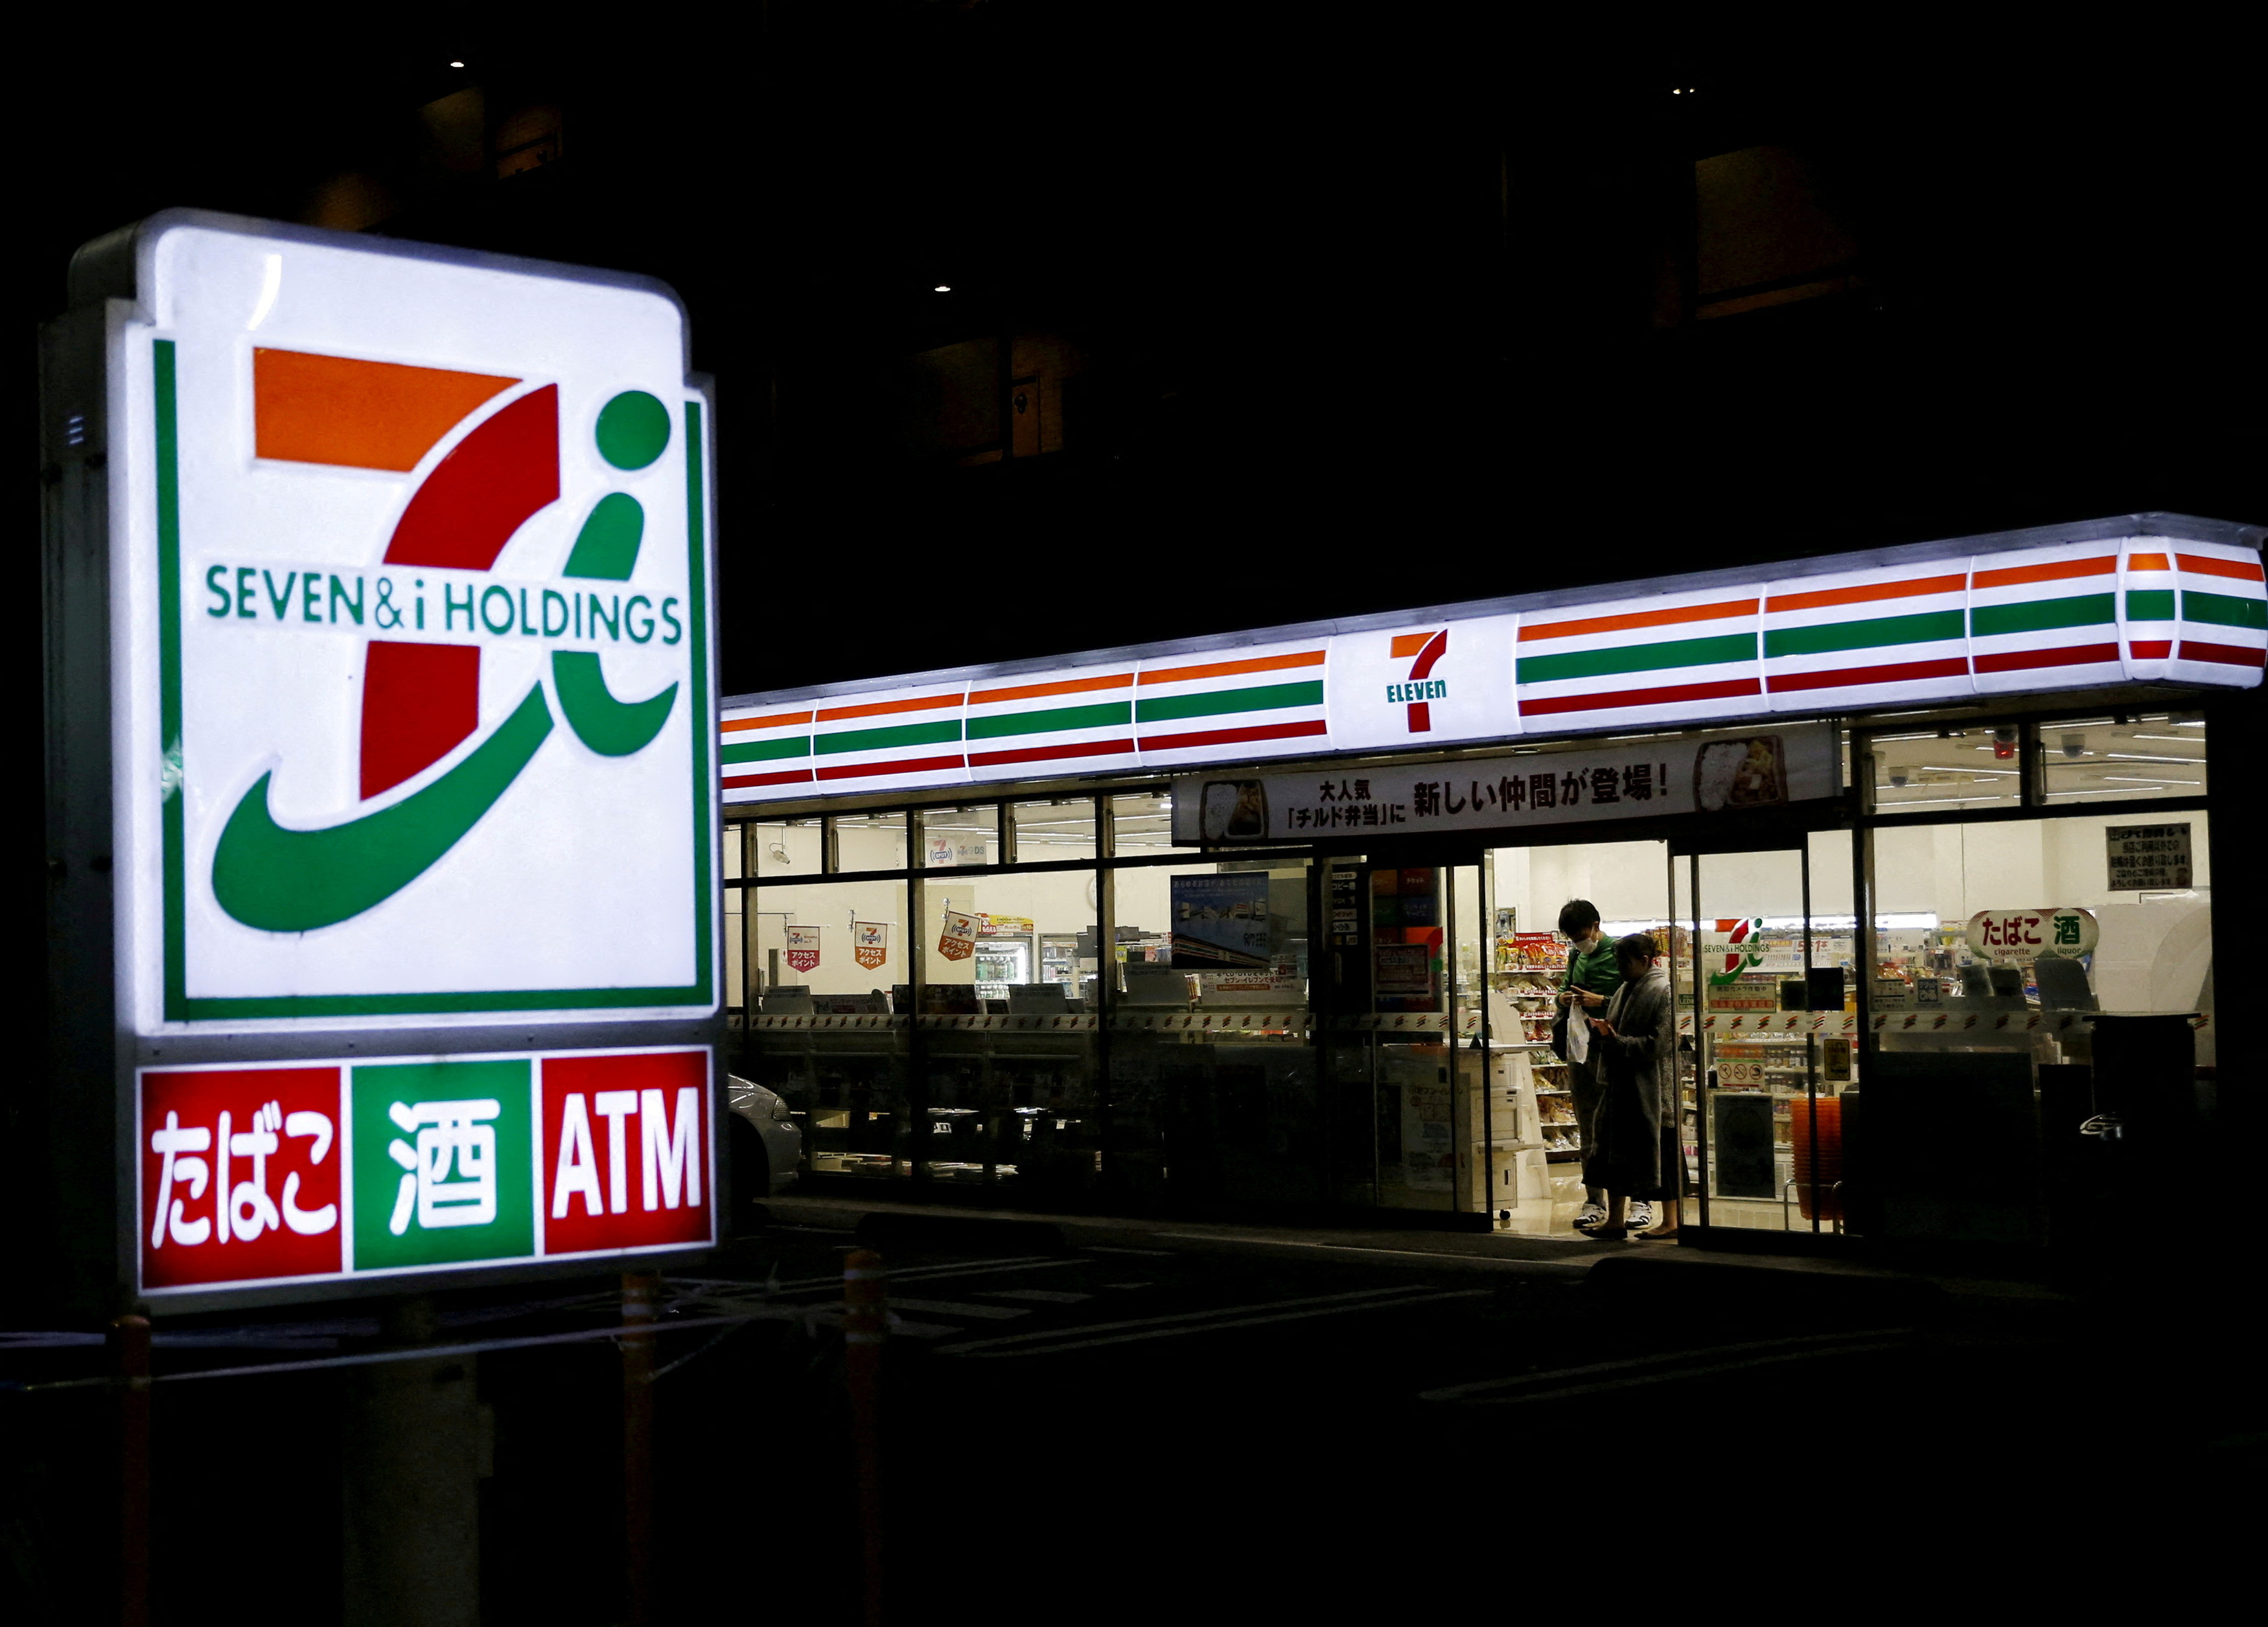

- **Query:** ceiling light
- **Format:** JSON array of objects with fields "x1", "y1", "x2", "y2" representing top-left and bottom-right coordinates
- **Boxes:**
[
  {"x1": 449, "y1": 60, "x2": 465, "y2": 67},
  {"x1": 933, "y1": 284, "x2": 951, "y2": 293},
  {"x1": 2101, "y1": 776, "x2": 2202, "y2": 786},
  {"x1": 2105, "y1": 752, "x2": 2199, "y2": 764}
]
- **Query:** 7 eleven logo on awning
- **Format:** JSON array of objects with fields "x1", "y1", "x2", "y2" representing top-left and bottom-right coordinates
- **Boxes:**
[{"x1": 113, "y1": 217, "x2": 717, "y2": 1029}]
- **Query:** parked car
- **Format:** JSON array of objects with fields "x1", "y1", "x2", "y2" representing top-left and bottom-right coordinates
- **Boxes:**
[{"x1": 726, "y1": 1076, "x2": 802, "y2": 1202}]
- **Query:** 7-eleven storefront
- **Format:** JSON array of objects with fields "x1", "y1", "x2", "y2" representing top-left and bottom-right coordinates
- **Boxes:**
[{"x1": 717, "y1": 515, "x2": 2258, "y2": 1254}]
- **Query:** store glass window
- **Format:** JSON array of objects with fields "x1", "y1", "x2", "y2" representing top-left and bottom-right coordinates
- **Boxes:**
[
  {"x1": 1010, "y1": 798, "x2": 1098, "y2": 861},
  {"x1": 754, "y1": 816, "x2": 824, "y2": 877},
  {"x1": 745, "y1": 881, "x2": 911, "y2": 1184},
  {"x1": 1868, "y1": 724, "x2": 2024, "y2": 814},
  {"x1": 918, "y1": 805, "x2": 998, "y2": 870},
  {"x1": 906, "y1": 868, "x2": 1103, "y2": 1194},
  {"x1": 2037, "y1": 711, "x2": 2207, "y2": 804},
  {"x1": 1113, "y1": 857, "x2": 1315, "y2": 1204},
  {"x1": 832, "y1": 811, "x2": 908, "y2": 871},
  {"x1": 1109, "y1": 790, "x2": 1196, "y2": 853},
  {"x1": 1864, "y1": 811, "x2": 2214, "y2": 1243}
]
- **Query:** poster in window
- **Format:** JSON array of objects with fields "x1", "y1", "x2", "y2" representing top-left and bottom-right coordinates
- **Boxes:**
[
  {"x1": 785, "y1": 925, "x2": 821, "y2": 973},
  {"x1": 1169, "y1": 873, "x2": 1273, "y2": 969}
]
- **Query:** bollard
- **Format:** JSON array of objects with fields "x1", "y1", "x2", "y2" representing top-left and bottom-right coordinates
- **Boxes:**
[
  {"x1": 843, "y1": 1249, "x2": 887, "y2": 1627},
  {"x1": 110, "y1": 1315, "x2": 151, "y2": 1627},
  {"x1": 621, "y1": 1273, "x2": 660, "y2": 1627}
]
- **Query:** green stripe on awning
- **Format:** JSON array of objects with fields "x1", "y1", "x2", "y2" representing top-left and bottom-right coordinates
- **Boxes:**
[
  {"x1": 814, "y1": 718, "x2": 963, "y2": 756},
  {"x1": 2124, "y1": 589, "x2": 2176, "y2": 621},
  {"x1": 1969, "y1": 594, "x2": 2115, "y2": 637},
  {"x1": 1135, "y1": 679, "x2": 1324, "y2": 724},
  {"x1": 2183, "y1": 589, "x2": 2267, "y2": 631},
  {"x1": 1765, "y1": 608, "x2": 1963, "y2": 658},
  {"x1": 1517, "y1": 631, "x2": 1755, "y2": 686},
  {"x1": 966, "y1": 700, "x2": 1133, "y2": 741},
  {"x1": 722, "y1": 736, "x2": 811, "y2": 765}
]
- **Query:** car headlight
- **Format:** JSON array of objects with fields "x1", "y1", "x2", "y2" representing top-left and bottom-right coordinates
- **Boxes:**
[{"x1": 769, "y1": 1096, "x2": 795, "y2": 1124}]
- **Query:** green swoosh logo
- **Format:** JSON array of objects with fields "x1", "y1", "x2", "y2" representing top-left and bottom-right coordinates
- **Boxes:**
[
  {"x1": 553, "y1": 651, "x2": 678, "y2": 756},
  {"x1": 212, "y1": 683, "x2": 554, "y2": 932}
]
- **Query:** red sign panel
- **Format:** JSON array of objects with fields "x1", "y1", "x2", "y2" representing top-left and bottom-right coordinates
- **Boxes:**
[
  {"x1": 139, "y1": 1066, "x2": 345, "y2": 1290},
  {"x1": 539, "y1": 1050, "x2": 713, "y2": 1257}
]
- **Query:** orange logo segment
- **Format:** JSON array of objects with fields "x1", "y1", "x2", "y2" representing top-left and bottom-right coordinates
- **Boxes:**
[{"x1": 253, "y1": 349, "x2": 518, "y2": 472}]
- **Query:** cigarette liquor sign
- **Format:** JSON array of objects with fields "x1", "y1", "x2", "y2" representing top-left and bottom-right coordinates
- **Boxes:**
[
  {"x1": 105, "y1": 213, "x2": 716, "y2": 1029},
  {"x1": 139, "y1": 1048, "x2": 713, "y2": 1294}
]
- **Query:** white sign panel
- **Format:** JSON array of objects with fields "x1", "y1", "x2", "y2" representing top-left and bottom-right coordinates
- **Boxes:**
[
  {"x1": 1173, "y1": 726, "x2": 1836, "y2": 843},
  {"x1": 107, "y1": 214, "x2": 717, "y2": 1032},
  {"x1": 2105, "y1": 823, "x2": 2194, "y2": 892}
]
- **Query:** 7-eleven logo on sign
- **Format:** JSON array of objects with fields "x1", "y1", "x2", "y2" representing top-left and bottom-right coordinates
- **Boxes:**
[
  {"x1": 1386, "y1": 630, "x2": 1448, "y2": 733},
  {"x1": 121, "y1": 217, "x2": 715, "y2": 1028}
]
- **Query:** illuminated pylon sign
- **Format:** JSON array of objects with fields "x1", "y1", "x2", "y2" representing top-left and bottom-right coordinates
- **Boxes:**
[{"x1": 100, "y1": 213, "x2": 717, "y2": 1030}]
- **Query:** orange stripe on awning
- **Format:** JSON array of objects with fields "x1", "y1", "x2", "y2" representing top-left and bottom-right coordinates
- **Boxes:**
[
  {"x1": 967, "y1": 672, "x2": 1134, "y2": 706},
  {"x1": 721, "y1": 710, "x2": 813, "y2": 733},
  {"x1": 2126, "y1": 553, "x2": 2171, "y2": 571},
  {"x1": 1389, "y1": 632, "x2": 1438, "y2": 658},
  {"x1": 1139, "y1": 651, "x2": 1326, "y2": 686},
  {"x1": 1520, "y1": 598, "x2": 1756, "y2": 642},
  {"x1": 253, "y1": 348, "x2": 518, "y2": 472},
  {"x1": 2176, "y1": 552, "x2": 2266, "y2": 582},
  {"x1": 815, "y1": 691, "x2": 964, "y2": 723},
  {"x1": 1766, "y1": 573, "x2": 1965, "y2": 614},
  {"x1": 1970, "y1": 556, "x2": 2116, "y2": 590}
]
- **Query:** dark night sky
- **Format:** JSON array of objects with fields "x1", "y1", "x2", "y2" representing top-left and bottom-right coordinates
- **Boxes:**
[{"x1": 16, "y1": 19, "x2": 2268, "y2": 695}]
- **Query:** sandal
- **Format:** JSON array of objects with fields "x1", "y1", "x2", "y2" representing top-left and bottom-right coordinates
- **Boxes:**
[
  {"x1": 1587, "y1": 1225, "x2": 1630, "y2": 1240},
  {"x1": 1634, "y1": 1227, "x2": 1682, "y2": 1242}
]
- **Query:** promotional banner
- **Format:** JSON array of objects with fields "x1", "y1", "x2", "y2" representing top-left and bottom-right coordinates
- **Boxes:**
[
  {"x1": 1175, "y1": 725, "x2": 1836, "y2": 844},
  {"x1": 138, "y1": 1047, "x2": 713, "y2": 1295},
  {"x1": 938, "y1": 908, "x2": 980, "y2": 962},
  {"x1": 785, "y1": 925, "x2": 821, "y2": 973},
  {"x1": 854, "y1": 921, "x2": 890, "y2": 970}
]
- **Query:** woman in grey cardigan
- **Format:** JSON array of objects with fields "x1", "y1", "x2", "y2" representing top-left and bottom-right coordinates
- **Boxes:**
[{"x1": 1584, "y1": 933, "x2": 1682, "y2": 1240}]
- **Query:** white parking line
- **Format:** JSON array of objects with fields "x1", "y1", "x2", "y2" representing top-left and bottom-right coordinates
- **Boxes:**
[
  {"x1": 977, "y1": 1289, "x2": 1092, "y2": 1304},
  {"x1": 938, "y1": 1284, "x2": 1485, "y2": 1358},
  {"x1": 949, "y1": 1290, "x2": 1492, "y2": 1358},
  {"x1": 769, "y1": 1255, "x2": 1076, "y2": 1295},
  {"x1": 883, "y1": 1297, "x2": 1034, "y2": 1321},
  {"x1": 1084, "y1": 1245, "x2": 1177, "y2": 1256},
  {"x1": 1420, "y1": 1328, "x2": 1914, "y2": 1403},
  {"x1": 1151, "y1": 1233, "x2": 1591, "y2": 1271}
]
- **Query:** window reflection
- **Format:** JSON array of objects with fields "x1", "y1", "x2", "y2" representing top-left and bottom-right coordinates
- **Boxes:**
[
  {"x1": 2039, "y1": 712, "x2": 2206, "y2": 803},
  {"x1": 1869, "y1": 724, "x2": 2023, "y2": 812}
]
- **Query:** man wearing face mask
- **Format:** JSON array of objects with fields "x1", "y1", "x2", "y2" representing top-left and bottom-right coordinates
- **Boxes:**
[{"x1": 1555, "y1": 899, "x2": 1626, "y2": 1232}]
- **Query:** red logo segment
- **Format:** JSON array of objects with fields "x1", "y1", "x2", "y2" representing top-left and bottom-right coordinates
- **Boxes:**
[
  {"x1": 141, "y1": 1067, "x2": 344, "y2": 1289},
  {"x1": 1390, "y1": 629, "x2": 1448, "y2": 732},
  {"x1": 540, "y1": 1052, "x2": 711, "y2": 1256}
]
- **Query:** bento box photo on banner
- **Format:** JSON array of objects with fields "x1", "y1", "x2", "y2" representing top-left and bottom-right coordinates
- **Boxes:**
[
  {"x1": 137, "y1": 1047, "x2": 715, "y2": 1294},
  {"x1": 104, "y1": 213, "x2": 717, "y2": 1032}
]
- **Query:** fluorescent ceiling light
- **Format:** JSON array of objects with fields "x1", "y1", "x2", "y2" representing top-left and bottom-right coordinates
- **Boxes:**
[
  {"x1": 2102, "y1": 776, "x2": 2202, "y2": 786},
  {"x1": 1919, "y1": 765, "x2": 2018, "y2": 776},
  {"x1": 2105, "y1": 752, "x2": 2199, "y2": 763}
]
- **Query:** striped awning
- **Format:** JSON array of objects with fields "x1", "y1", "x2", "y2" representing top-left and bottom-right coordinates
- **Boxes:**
[{"x1": 721, "y1": 520, "x2": 2263, "y2": 803}]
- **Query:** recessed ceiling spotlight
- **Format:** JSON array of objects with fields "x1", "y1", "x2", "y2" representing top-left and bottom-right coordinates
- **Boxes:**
[
  {"x1": 450, "y1": 60, "x2": 466, "y2": 68},
  {"x1": 933, "y1": 284, "x2": 951, "y2": 293}
]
